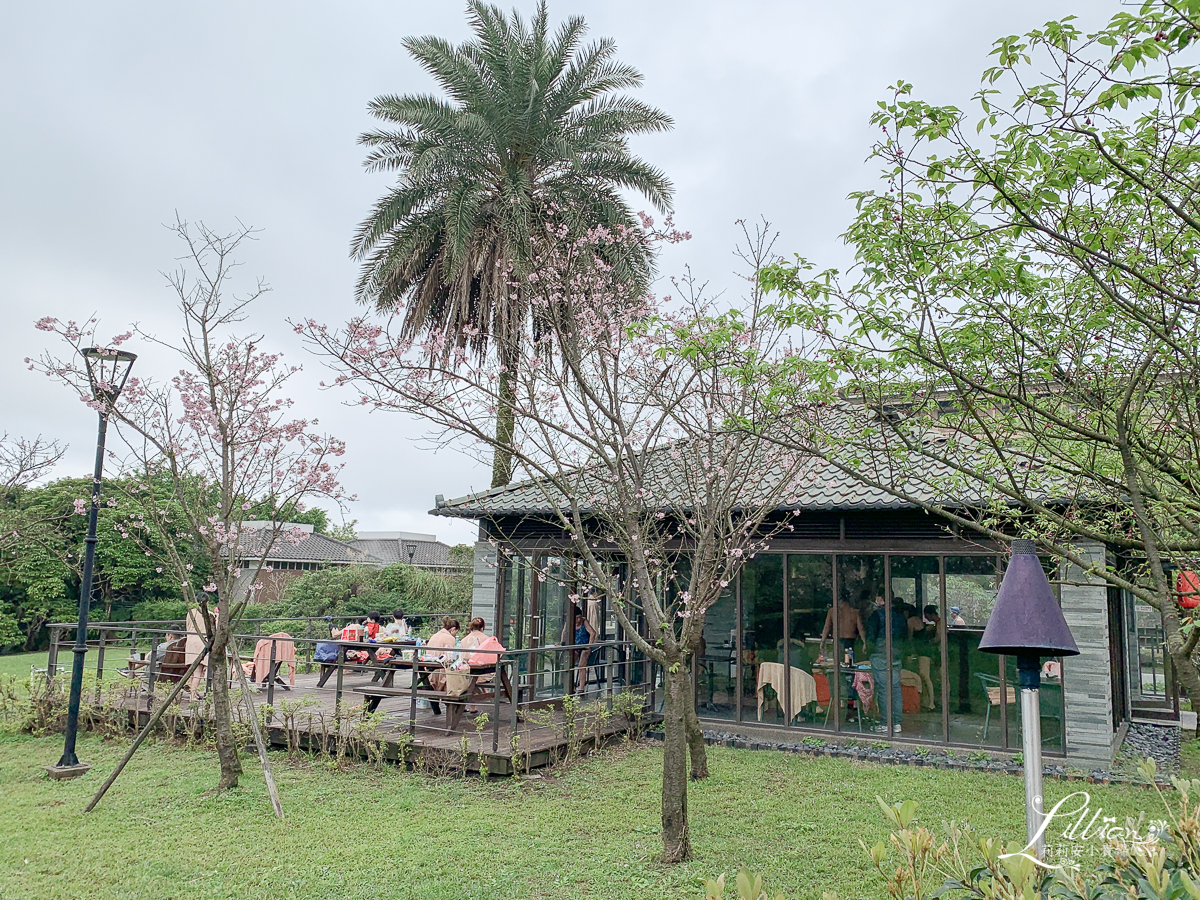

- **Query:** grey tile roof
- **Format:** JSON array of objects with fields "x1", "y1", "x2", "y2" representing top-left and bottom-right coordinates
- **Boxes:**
[
  {"x1": 429, "y1": 415, "x2": 1000, "y2": 520},
  {"x1": 345, "y1": 538, "x2": 459, "y2": 569},
  {"x1": 237, "y1": 530, "x2": 385, "y2": 565}
]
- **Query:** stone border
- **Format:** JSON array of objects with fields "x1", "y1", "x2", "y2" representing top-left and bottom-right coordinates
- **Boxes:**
[{"x1": 645, "y1": 728, "x2": 1174, "y2": 789}]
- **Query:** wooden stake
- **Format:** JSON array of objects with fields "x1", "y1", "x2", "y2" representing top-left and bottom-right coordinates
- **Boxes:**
[
  {"x1": 85, "y1": 647, "x2": 209, "y2": 813},
  {"x1": 231, "y1": 637, "x2": 284, "y2": 819}
]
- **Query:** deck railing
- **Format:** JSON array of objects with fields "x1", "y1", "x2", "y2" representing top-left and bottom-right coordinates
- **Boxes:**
[{"x1": 44, "y1": 621, "x2": 659, "y2": 764}]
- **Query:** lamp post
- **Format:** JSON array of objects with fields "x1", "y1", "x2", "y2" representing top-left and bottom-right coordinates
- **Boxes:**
[
  {"x1": 406, "y1": 542, "x2": 417, "y2": 566},
  {"x1": 979, "y1": 539, "x2": 1079, "y2": 859},
  {"x1": 48, "y1": 346, "x2": 137, "y2": 780}
]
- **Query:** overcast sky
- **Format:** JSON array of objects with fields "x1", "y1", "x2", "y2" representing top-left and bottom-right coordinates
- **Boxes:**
[{"x1": 0, "y1": 1, "x2": 1107, "y2": 546}]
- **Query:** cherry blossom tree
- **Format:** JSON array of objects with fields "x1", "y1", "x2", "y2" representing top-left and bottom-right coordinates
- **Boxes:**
[
  {"x1": 300, "y1": 219, "x2": 814, "y2": 863},
  {"x1": 32, "y1": 219, "x2": 347, "y2": 790}
]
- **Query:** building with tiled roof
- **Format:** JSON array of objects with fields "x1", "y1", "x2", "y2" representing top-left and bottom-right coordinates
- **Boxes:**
[
  {"x1": 430, "y1": 434, "x2": 1154, "y2": 772},
  {"x1": 346, "y1": 532, "x2": 462, "y2": 571}
]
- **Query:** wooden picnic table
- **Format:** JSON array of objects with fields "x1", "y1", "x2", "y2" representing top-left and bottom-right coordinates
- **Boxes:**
[{"x1": 354, "y1": 658, "x2": 515, "y2": 731}]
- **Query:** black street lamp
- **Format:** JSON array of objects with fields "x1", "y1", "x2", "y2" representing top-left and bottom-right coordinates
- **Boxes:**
[
  {"x1": 406, "y1": 541, "x2": 417, "y2": 566},
  {"x1": 979, "y1": 539, "x2": 1079, "y2": 859},
  {"x1": 47, "y1": 346, "x2": 136, "y2": 779}
]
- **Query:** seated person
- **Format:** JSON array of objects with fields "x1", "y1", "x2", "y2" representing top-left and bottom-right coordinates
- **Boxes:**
[
  {"x1": 383, "y1": 608, "x2": 410, "y2": 638},
  {"x1": 458, "y1": 617, "x2": 489, "y2": 651},
  {"x1": 424, "y1": 617, "x2": 461, "y2": 691},
  {"x1": 154, "y1": 629, "x2": 183, "y2": 659},
  {"x1": 363, "y1": 611, "x2": 383, "y2": 640}
]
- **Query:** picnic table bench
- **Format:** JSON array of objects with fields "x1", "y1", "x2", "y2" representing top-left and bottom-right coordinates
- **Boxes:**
[{"x1": 352, "y1": 659, "x2": 514, "y2": 731}]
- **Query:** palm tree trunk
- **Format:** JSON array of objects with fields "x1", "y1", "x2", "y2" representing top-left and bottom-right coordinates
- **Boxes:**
[{"x1": 491, "y1": 357, "x2": 516, "y2": 489}]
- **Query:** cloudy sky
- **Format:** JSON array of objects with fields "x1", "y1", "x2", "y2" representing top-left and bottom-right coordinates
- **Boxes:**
[{"x1": 1, "y1": 1, "x2": 1106, "y2": 546}]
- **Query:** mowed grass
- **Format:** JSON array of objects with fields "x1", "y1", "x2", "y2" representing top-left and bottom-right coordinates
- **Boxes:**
[
  {"x1": 0, "y1": 650, "x2": 48, "y2": 681},
  {"x1": 0, "y1": 650, "x2": 1170, "y2": 899}
]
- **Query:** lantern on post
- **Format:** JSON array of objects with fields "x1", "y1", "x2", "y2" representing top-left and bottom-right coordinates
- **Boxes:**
[
  {"x1": 47, "y1": 346, "x2": 137, "y2": 780},
  {"x1": 406, "y1": 541, "x2": 417, "y2": 566},
  {"x1": 979, "y1": 539, "x2": 1078, "y2": 860}
]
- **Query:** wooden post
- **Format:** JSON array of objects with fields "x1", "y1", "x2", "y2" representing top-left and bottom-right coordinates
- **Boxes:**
[
  {"x1": 334, "y1": 645, "x2": 345, "y2": 726},
  {"x1": 85, "y1": 647, "x2": 209, "y2": 813},
  {"x1": 266, "y1": 639, "x2": 276, "y2": 717},
  {"x1": 46, "y1": 627, "x2": 61, "y2": 682},
  {"x1": 491, "y1": 660, "x2": 503, "y2": 754},
  {"x1": 145, "y1": 643, "x2": 160, "y2": 713},
  {"x1": 230, "y1": 637, "x2": 284, "y2": 820},
  {"x1": 94, "y1": 629, "x2": 107, "y2": 704},
  {"x1": 409, "y1": 657, "x2": 420, "y2": 736}
]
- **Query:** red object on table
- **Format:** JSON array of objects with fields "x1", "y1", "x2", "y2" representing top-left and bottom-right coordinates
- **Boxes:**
[{"x1": 1179, "y1": 571, "x2": 1200, "y2": 610}]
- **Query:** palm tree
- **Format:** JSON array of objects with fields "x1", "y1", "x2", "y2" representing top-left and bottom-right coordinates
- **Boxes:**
[{"x1": 352, "y1": 0, "x2": 674, "y2": 487}]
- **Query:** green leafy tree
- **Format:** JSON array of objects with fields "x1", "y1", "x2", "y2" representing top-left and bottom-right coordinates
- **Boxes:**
[
  {"x1": 352, "y1": 0, "x2": 673, "y2": 487},
  {"x1": 278, "y1": 562, "x2": 469, "y2": 619},
  {"x1": 760, "y1": 1, "x2": 1200, "y2": 721}
]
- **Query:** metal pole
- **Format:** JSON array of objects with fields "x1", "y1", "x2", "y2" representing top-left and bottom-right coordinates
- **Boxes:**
[
  {"x1": 51, "y1": 410, "x2": 108, "y2": 777},
  {"x1": 1018, "y1": 655, "x2": 1044, "y2": 859}
]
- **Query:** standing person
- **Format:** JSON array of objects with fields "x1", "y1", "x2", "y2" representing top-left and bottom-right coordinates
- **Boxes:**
[
  {"x1": 912, "y1": 604, "x2": 942, "y2": 711},
  {"x1": 563, "y1": 604, "x2": 597, "y2": 695},
  {"x1": 817, "y1": 597, "x2": 866, "y2": 661},
  {"x1": 866, "y1": 593, "x2": 907, "y2": 733}
]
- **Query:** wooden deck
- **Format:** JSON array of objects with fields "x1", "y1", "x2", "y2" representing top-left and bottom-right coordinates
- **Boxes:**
[{"x1": 115, "y1": 666, "x2": 658, "y2": 775}]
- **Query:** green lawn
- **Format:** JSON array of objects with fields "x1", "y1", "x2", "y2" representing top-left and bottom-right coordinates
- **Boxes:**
[
  {"x1": 0, "y1": 650, "x2": 48, "y2": 681},
  {"x1": 0, "y1": 715, "x2": 1166, "y2": 900}
]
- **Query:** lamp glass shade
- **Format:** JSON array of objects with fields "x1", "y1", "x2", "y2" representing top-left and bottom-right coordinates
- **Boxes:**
[
  {"x1": 81, "y1": 347, "x2": 137, "y2": 403},
  {"x1": 979, "y1": 540, "x2": 1079, "y2": 658}
]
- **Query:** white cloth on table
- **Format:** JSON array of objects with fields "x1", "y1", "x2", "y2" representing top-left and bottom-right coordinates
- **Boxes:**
[{"x1": 756, "y1": 662, "x2": 818, "y2": 721}]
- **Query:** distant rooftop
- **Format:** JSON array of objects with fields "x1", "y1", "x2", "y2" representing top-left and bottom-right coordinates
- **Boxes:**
[{"x1": 356, "y1": 531, "x2": 437, "y2": 542}]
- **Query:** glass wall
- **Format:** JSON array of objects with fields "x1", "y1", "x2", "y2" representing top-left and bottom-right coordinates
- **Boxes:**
[
  {"x1": 890, "y1": 556, "x2": 943, "y2": 740},
  {"x1": 787, "y1": 555, "x2": 834, "y2": 729},
  {"x1": 945, "y1": 556, "x2": 1003, "y2": 747},
  {"x1": 838, "y1": 556, "x2": 885, "y2": 732},
  {"x1": 681, "y1": 549, "x2": 1072, "y2": 754},
  {"x1": 741, "y1": 555, "x2": 786, "y2": 724},
  {"x1": 1127, "y1": 592, "x2": 1170, "y2": 706},
  {"x1": 699, "y1": 582, "x2": 737, "y2": 721},
  {"x1": 499, "y1": 554, "x2": 531, "y2": 651}
]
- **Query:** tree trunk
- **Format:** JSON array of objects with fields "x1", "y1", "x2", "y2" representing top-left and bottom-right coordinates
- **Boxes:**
[
  {"x1": 491, "y1": 365, "x2": 516, "y2": 489},
  {"x1": 683, "y1": 690, "x2": 709, "y2": 780},
  {"x1": 208, "y1": 626, "x2": 243, "y2": 790},
  {"x1": 660, "y1": 665, "x2": 692, "y2": 863},
  {"x1": 1164, "y1": 605, "x2": 1200, "y2": 739}
]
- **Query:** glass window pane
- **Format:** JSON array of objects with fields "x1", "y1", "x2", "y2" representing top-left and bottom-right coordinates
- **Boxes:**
[
  {"x1": 1004, "y1": 654, "x2": 1065, "y2": 753},
  {"x1": 946, "y1": 556, "x2": 1003, "y2": 747},
  {"x1": 741, "y1": 555, "x2": 785, "y2": 724},
  {"x1": 891, "y1": 556, "x2": 943, "y2": 741},
  {"x1": 699, "y1": 582, "x2": 737, "y2": 721},
  {"x1": 1128, "y1": 592, "x2": 1168, "y2": 702},
  {"x1": 787, "y1": 555, "x2": 834, "y2": 729},
  {"x1": 837, "y1": 556, "x2": 885, "y2": 733},
  {"x1": 500, "y1": 555, "x2": 529, "y2": 651}
]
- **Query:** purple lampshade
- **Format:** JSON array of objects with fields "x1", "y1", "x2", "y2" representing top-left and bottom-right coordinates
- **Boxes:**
[{"x1": 979, "y1": 540, "x2": 1079, "y2": 658}]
